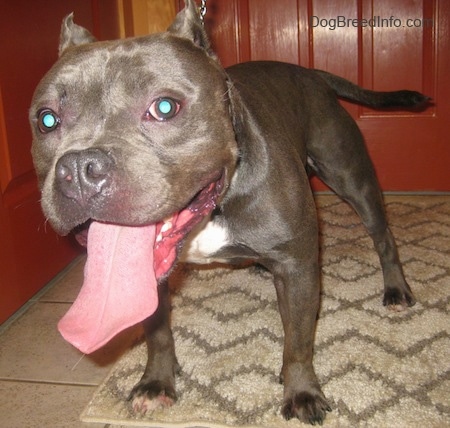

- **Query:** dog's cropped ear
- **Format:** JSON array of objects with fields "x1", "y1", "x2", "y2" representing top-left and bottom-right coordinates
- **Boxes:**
[
  {"x1": 167, "y1": 0, "x2": 212, "y2": 54},
  {"x1": 59, "y1": 13, "x2": 97, "y2": 57}
]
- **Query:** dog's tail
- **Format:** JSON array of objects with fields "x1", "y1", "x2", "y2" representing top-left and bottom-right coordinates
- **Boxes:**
[{"x1": 315, "y1": 69, "x2": 431, "y2": 109}]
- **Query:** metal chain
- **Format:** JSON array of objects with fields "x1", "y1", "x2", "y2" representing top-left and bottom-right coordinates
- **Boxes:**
[{"x1": 199, "y1": 0, "x2": 207, "y2": 25}]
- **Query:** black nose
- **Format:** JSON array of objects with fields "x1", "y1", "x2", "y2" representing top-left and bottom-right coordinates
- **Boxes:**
[{"x1": 55, "y1": 149, "x2": 114, "y2": 205}]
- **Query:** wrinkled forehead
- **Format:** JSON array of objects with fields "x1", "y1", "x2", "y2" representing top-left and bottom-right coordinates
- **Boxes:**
[{"x1": 33, "y1": 33, "x2": 225, "y2": 106}]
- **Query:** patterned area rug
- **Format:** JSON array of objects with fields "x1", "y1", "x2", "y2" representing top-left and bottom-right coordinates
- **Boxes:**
[{"x1": 81, "y1": 195, "x2": 450, "y2": 427}]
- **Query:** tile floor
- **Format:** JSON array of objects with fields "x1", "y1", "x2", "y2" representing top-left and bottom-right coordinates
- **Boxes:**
[{"x1": 0, "y1": 255, "x2": 144, "y2": 428}]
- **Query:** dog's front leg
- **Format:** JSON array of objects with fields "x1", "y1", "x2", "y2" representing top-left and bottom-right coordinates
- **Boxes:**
[
  {"x1": 272, "y1": 258, "x2": 331, "y2": 425},
  {"x1": 129, "y1": 279, "x2": 180, "y2": 413}
]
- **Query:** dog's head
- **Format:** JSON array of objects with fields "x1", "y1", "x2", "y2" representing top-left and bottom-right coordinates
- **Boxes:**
[
  {"x1": 29, "y1": 0, "x2": 241, "y2": 354},
  {"x1": 30, "y1": 0, "x2": 238, "y2": 237}
]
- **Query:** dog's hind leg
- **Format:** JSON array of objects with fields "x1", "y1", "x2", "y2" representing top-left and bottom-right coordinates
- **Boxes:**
[
  {"x1": 337, "y1": 177, "x2": 415, "y2": 309},
  {"x1": 128, "y1": 280, "x2": 180, "y2": 413},
  {"x1": 307, "y1": 114, "x2": 415, "y2": 309}
]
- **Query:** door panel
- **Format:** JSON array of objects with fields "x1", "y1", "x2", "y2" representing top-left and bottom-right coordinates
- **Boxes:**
[
  {"x1": 179, "y1": 0, "x2": 449, "y2": 191},
  {"x1": 357, "y1": 0, "x2": 444, "y2": 190},
  {"x1": 0, "y1": 0, "x2": 120, "y2": 323},
  {"x1": 248, "y1": 0, "x2": 300, "y2": 63}
]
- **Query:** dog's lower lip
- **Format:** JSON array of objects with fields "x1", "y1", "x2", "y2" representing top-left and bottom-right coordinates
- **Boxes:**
[
  {"x1": 71, "y1": 171, "x2": 225, "y2": 248},
  {"x1": 187, "y1": 171, "x2": 224, "y2": 213},
  {"x1": 154, "y1": 171, "x2": 225, "y2": 246},
  {"x1": 73, "y1": 219, "x2": 91, "y2": 246}
]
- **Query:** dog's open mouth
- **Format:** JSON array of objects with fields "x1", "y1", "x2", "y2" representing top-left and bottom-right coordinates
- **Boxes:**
[{"x1": 58, "y1": 174, "x2": 225, "y2": 354}]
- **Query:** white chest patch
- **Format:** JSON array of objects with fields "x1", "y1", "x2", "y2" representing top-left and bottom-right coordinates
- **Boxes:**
[{"x1": 180, "y1": 217, "x2": 230, "y2": 264}]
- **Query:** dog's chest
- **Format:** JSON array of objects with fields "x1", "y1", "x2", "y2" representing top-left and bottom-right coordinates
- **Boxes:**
[{"x1": 180, "y1": 217, "x2": 230, "y2": 264}]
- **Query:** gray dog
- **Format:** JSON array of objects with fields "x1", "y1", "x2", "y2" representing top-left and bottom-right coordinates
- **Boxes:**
[{"x1": 30, "y1": 0, "x2": 428, "y2": 424}]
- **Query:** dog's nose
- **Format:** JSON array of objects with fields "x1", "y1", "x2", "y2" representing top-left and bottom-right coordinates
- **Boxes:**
[{"x1": 55, "y1": 149, "x2": 114, "y2": 205}]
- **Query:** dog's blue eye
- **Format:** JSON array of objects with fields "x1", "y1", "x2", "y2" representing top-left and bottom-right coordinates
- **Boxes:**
[
  {"x1": 147, "y1": 98, "x2": 180, "y2": 121},
  {"x1": 158, "y1": 100, "x2": 172, "y2": 115},
  {"x1": 37, "y1": 109, "x2": 60, "y2": 133}
]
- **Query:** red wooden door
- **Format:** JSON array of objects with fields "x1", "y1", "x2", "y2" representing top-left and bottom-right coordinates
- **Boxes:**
[
  {"x1": 181, "y1": 0, "x2": 449, "y2": 191},
  {"x1": 0, "y1": 0, "x2": 121, "y2": 323}
]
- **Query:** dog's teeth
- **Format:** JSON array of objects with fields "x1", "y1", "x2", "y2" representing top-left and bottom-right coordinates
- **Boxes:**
[
  {"x1": 156, "y1": 220, "x2": 172, "y2": 242},
  {"x1": 161, "y1": 221, "x2": 172, "y2": 233}
]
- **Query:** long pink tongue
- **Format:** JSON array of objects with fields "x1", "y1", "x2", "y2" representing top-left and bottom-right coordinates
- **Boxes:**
[{"x1": 58, "y1": 222, "x2": 159, "y2": 354}]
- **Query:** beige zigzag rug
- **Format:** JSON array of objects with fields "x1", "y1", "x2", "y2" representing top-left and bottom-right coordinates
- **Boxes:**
[{"x1": 81, "y1": 195, "x2": 450, "y2": 427}]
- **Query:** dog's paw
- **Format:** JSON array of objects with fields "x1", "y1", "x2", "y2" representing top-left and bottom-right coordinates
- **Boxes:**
[
  {"x1": 281, "y1": 391, "x2": 331, "y2": 425},
  {"x1": 128, "y1": 380, "x2": 177, "y2": 414},
  {"x1": 383, "y1": 287, "x2": 416, "y2": 311}
]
